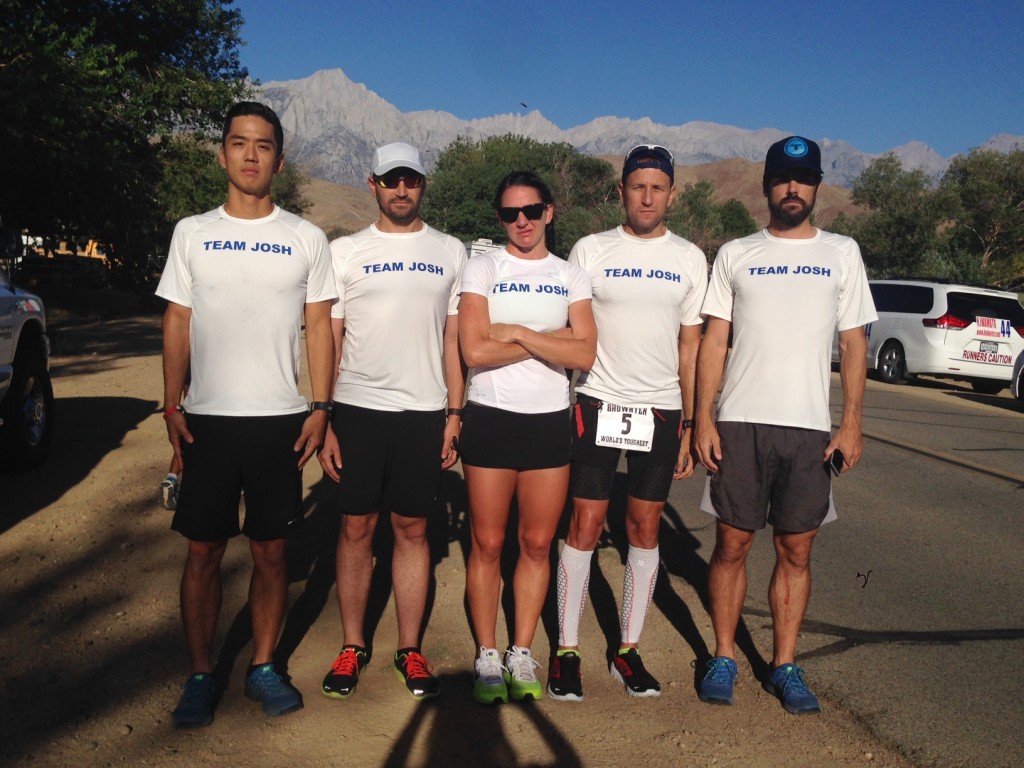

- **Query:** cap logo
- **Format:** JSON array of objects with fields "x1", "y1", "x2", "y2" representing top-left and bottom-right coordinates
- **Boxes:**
[{"x1": 784, "y1": 138, "x2": 809, "y2": 159}]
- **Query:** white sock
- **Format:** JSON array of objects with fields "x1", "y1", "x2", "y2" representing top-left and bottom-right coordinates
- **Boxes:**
[
  {"x1": 620, "y1": 545, "x2": 659, "y2": 645},
  {"x1": 556, "y1": 544, "x2": 594, "y2": 647}
]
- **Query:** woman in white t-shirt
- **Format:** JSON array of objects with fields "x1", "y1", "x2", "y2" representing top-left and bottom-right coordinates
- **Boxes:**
[{"x1": 458, "y1": 170, "x2": 597, "y2": 704}]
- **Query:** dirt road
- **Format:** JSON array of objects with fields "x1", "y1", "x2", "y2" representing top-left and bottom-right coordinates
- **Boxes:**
[{"x1": 0, "y1": 314, "x2": 915, "y2": 767}]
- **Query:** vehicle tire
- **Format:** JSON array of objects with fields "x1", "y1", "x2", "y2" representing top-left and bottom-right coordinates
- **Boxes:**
[
  {"x1": 0, "y1": 352, "x2": 54, "y2": 469},
  {"x1": 970, "y1": 379, "x2": 1005, "y2": 395},
  {"x1": 876, "y1": 341, "x2": 907, "y2": 384},
  {"x1": 1012, "y1": 354, "x2": 1024, "y2": 401}
]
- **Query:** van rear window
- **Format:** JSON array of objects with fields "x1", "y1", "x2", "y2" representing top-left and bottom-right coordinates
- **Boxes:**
[{"x1": 947, "y1": 293, "x2": 1024, "y2": 323}]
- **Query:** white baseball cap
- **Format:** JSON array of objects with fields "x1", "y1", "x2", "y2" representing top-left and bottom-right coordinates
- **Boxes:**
[{"x1": 371, "y1": 142, "x2": 425, "y2": 176}]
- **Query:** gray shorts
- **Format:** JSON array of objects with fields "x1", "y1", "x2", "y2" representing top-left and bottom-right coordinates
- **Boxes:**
[{"x1": 707, "y1": 422, "x2": 832, "y2": 533}]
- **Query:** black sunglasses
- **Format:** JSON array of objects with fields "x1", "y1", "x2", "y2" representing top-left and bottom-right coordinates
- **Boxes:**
[
  {"x1": 497, "y1": 203, "x2": 547, "y2": 224},
  {"x1": 374, "y1": 169, "x2": 424, "y2": 189}
]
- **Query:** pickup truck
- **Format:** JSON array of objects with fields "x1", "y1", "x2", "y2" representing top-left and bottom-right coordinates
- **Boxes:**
[{"x1": 1, "y1": 226, "x2": 53, "y2": 468}]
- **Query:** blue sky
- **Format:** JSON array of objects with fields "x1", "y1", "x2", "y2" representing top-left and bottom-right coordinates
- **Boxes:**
[{"x1": 233, "y1": 0, "x2": 1022, "y2": 158}]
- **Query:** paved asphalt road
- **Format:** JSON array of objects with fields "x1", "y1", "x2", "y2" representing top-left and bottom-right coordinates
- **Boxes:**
[{"x1": 664, "y1": 374, "x2": 1024, "y2": 768}]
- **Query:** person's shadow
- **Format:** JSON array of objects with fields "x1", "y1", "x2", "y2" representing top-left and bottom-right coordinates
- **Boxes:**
[{"x1": 380, "y1": 672, "x2": 582, "y2": 768}]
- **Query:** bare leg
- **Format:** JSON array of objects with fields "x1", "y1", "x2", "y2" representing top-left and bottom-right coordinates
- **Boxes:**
[
  {"x1": 180, "y1": 539, "x2": 227, "y2": 674},
  {"x1": 249, "y1": 537, "x2": 288, "y2": 665},
  {"x1": 511, "y1": 466, "x2": 568, "y2": 648},
  {"x1": 707, "y1": 521, "x2": 755, "y2": 660},
  {"x1": 391, "y1": 512, "x2": 429, "y2": 649},
  {"x1": 464, "y1": 465, "x2": 517, "y2": 650},
  {"x1": 769, "y1": 528, "x2": 817, "y2": 666},
  {"x1": 336, "y1": 512, "x2": 379, "y2": 648}
]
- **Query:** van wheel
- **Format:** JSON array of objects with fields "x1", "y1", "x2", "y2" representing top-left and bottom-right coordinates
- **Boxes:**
[
  {"x1": 970, "y1": 379, "x2": 1004, "y2": 395},
  {"x1": 876, "y1": 341, "x2": 907, "y2": 384}
]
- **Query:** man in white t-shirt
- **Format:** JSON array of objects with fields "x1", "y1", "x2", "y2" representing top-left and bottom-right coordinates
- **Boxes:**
[
  {"x1": 694, "y1": 136, "x2": 876, "y2": 714},
  {"x1": 317, "y1": 143, "x2": 466, "y2": 702},
  {"x1": 158, "y1": 102, "x2": 337, "y2": 727},
  {"x1": 549, "y1": 145, "x2": 708, "y2": 701}
]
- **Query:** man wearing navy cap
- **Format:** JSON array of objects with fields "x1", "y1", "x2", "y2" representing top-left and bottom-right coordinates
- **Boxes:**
[
  {"x1": 694, "y1": 136, "x2": 876, "y2": 713},
  {"x1": 548, "y1": 144, "x2": 708, "y2": 701}
]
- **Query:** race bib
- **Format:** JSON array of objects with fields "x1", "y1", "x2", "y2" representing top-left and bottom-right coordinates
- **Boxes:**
[{"x1": 595, "y1": 403, "x2": 655, "y2": 452}]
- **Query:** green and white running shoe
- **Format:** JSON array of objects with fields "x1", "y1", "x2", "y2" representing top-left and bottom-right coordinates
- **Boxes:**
[
  {"x1": 504, "y1": 646, "x2": 543, "y2": 701},
  {"x1": 473, "y1": 647, "x2": 508, "y2": 704}
]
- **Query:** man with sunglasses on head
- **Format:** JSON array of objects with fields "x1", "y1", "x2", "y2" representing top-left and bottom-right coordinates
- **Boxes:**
[
  {"x1": 548, "y1": 144, "x2": 708, "y2": 701},
  {"x1": 694, "y1": 136, "x2": 875, "y2": 714},
  {"x1": 318, "y1": 142, "x2": 465, "y2": 702}
]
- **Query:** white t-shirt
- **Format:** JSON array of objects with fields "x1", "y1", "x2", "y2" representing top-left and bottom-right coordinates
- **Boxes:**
[
  {"x1": 331, "y1": 223, "x2": 466, "y2": 411},
  {"x1": 155, "y1": 205, "x2": 337, "y2": 416},
  {"x1": 570, "y1": 226, "x2": 708, "y2": 409},
  {"x1": 701, "y1": 228, "x2": 877, "y2": 431},
  {"x1": 461, "y1": 248, "x2": 592, "y2": 413}
]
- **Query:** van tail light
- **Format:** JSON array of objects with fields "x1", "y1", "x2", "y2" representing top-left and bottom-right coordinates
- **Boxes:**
[
  {"x1": 1014, "y1": 323, "x2": 1024, "y2": 337},
  {"x1": 922, "y1": 313, "x2": 970, "y2": 330}
]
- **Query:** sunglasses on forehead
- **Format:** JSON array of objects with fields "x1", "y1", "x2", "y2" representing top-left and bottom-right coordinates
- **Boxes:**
[
  {"x1": 624, "y1": 143, "x2": 674, "y2": 164},
  {"x1": 374, "y1": 169, "x2": 424, "y2": 189},
  {"x1": 497, "y1": 203, "x2": 548, "y2": 224}
]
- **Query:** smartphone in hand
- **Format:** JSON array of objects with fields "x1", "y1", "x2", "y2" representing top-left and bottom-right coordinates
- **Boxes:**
[{"x1": 827, "y1": 449, "x2": 845, "y2": 477}]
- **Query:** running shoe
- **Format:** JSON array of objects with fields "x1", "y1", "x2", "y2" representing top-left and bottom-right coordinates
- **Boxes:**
[
  {"x1": 547, "y1": 650, "x2": 583, "y2": 701},
  {"x1": 610, "y1": 648, "x2": 661, "y2": 698},
  {"x1": 699, "y1": 656, "x2": 738, "y2": 705},
  {"x1": 504, "y1": 646, "x2": 543, "y2": 701},
  {"x1": 394, "y1": 648, "x2": 440, "y2": 700},
  {"x1": 473, "y1": 647, "x2": 508, "y2": 704},
  {"x1": 763, "y1": 663, "x2": 821, "y2": 714},
  {"x1": 171, "y1": 672, "x2": 216, "y2": 728},
  {"x1": 244, "y1": 663, "x2": 303, "y2": 717},
  {"x1": 322, "y1": 645, "x2": 368, "y2": 700},
  {"x1": 160, "y1": 474, "x2": 179, "y2": 510}
]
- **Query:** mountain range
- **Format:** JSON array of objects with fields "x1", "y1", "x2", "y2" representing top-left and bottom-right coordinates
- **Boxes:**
[{"x1": 258, "y1": 68, "x2": 1023, "y2": 190}]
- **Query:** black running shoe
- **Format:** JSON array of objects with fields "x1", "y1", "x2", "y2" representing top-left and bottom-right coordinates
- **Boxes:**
[
  {"x1": 609, "y1": 648, "x2": 661, "y2": 698},
  {"x1": 322, "y1": 645, "x2": 367, "y2": 700},
  {"x1": 393, "y1": 648, "x2": 440, "y2": 700},
  {"x1": 547, "y1": 650, "x2": 583, "y2": 702}
]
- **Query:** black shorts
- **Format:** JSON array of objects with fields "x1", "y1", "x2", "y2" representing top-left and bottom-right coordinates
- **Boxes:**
[
  {"x1": 173, "y1": 412, "x2": 306, "y2": 542},
  {"x1": 708, "y1": 421, "x2": 832, "y2": 533},
  {"x1": 570, "y1": 398, "x2": 682, "y2": 501},
  {"x1": 332, "y1": 403, "x2": 445, "y2": 517},
  {"x1": 459, "y1": 401, "x2": 571, "y2": 470}
]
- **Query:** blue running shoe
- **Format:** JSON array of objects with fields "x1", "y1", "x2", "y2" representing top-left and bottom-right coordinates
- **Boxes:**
[
  {"x1": 763, "y1": 664, "x2": 821, "y2": 714},
  {"x1": 244, "y1": 663, "x2": 303, "y2": 717},
  {"x1": 699, "y1": 656, "x2": 738, "y2": 705},
  {"x1": 172, "y1": 673, "x2": 216, "y2": 728}
]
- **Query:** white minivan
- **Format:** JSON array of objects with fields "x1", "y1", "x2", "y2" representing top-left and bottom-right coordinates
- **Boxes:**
[{"x1": 860, "y1": 280, "x2": 1024, "y2": 394}]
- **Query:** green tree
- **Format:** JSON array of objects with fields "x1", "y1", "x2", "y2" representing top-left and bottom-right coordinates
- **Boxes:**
[
  {"x1": 844, "y1": 154, "x2": 953, "y2": 278},
  {"x1": 941, "y1": 148, "x2": 1024, "y2": 286},
  {"x1": 665, "y1": 181, "x2": 756, "y2": 257},
  {"x1": 0, "y1": 0, "x2": 249, "y2": 285},
  {"x1": 422, "y1": 135, "x2": 618, "y2": 257}
]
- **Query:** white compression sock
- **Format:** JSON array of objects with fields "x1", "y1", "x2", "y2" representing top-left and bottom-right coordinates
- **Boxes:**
[
  {"x1": 620, "y1": 545, "x2": 659, "y2": 645},
  {"x1": 556, "y1": 544, "x2": 594, "y2": 647}
]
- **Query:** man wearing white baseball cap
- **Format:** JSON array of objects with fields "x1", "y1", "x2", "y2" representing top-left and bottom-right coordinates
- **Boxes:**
[{"x1": 317, "y1": 142, "x2": 466, "y2": 702}]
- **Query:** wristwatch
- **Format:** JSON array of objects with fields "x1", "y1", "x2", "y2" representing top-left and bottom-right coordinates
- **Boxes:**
[{"x1": 309, "y1": 401, "x2": 334, "y2": 415}]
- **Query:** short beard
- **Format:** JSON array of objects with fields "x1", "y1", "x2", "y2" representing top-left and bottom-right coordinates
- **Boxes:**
[
  {"x1": 769, "y1": 194, "x2": 815, "y2": 229},
  {"x1": 383, "y1": 199, "x2": 421, "y2": 227}
]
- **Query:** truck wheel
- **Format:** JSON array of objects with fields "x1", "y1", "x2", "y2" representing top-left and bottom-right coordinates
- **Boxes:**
[{"x1": 0, "y1": 353, "x2": 54, "y2": 468}]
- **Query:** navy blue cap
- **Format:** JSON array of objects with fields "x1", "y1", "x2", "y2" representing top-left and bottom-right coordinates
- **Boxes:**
[{"x1": 763, "y1": 136, "x2": 823, "y2": 181}]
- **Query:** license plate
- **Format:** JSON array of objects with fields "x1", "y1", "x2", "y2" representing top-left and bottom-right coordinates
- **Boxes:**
[{"x1": 980, "y1": 341, "x2": 998, "y2": 354}]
